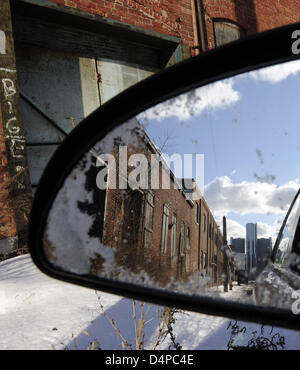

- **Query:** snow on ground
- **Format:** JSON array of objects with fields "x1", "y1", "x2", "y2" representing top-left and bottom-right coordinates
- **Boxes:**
[{"x1": 0, "y1": 255, "x2": 299, "y2": 350}]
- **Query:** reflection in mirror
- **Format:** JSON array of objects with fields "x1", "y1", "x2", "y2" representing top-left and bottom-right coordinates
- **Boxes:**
[{"x1": 43, "y1": 60, "x2": 300, "y2": 311}]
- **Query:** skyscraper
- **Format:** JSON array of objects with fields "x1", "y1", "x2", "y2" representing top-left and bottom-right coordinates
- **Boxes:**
[
  {"x1": 246, "y1": 223, "x2": 257, "y2": 271},
  {"x1": 230, "y1": 237, "x2": 245, "y2": 253}
]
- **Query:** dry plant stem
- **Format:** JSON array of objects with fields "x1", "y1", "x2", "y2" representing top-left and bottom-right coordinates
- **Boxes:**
[
  {"x1": 95, "y1": 291, "x2": 132, "y2": 349},
  {"x1": 138, "y1": 302, "x2": 144, "y2": 349},
  {"x1": 143, "y1": 303, "x2": 151, "y2": 348},
  {"x1": 132, "y1": 300, "x2": 138, "y2": 349},
  {"x1": 133, "y1": 300, "x2": 151, "y2": 349},
  {"x1": 152, "y1": 306, "x2": 168, "y2": 350},
  {"x1": 71, "y1": 333, "x2": 79, "y2": 350},
  {"x1": 95, "y1": 292, "x2": 178, "y2": 350}
]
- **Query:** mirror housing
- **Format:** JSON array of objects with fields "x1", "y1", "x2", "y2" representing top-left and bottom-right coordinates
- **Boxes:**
[{"x1": 29, "y1": 23, "x2": 300, "y2": 330}]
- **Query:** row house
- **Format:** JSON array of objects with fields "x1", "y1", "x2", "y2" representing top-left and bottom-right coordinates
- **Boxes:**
[{"x1": 86, "y1": 123, "x2": 224, "y2": 287}]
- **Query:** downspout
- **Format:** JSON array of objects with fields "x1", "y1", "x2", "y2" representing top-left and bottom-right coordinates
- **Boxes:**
[
  {"x1": 191, "y1": 0, "x2": 200, "y2": 55},
  {"x1": 195, "y1": 0, "x2": 208, "y2": 53}
]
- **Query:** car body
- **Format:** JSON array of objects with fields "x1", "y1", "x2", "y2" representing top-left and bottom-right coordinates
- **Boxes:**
[
  {"x1": 254, "y1": 188, "x2": 300, "y2": 311},
  {"x1": 28, "y1": 22, "x2": 300, "y2": 331}
]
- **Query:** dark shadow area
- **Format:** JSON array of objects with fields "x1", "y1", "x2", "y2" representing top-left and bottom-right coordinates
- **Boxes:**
[
  {"x1": 234, "y1": 0, "x2": 258, "y2": 35},
  {"x1": 66, "y1": 297, "x2": 160, "y2": 350}
]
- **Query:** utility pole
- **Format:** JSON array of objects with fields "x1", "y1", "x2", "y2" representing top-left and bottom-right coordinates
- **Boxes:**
[{"x1": 223, "y1": 216, "x2": 228, "y2": 292}]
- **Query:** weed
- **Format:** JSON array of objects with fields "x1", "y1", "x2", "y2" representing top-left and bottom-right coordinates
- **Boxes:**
[{"x1": 227, "y1": 320, "x2": 286, "y2": 350}]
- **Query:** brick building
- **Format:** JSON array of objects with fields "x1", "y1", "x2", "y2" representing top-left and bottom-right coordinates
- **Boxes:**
[
  {"x1": 84, "y1": 124, "x2": 224, "y2": 285},
  {"x1": 1, "y1": 0, "x2": 300, "y2": 259}
]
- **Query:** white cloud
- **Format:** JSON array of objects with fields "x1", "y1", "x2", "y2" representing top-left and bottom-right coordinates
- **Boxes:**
[
  {"x1": 139, "y1": 79, "x2": 240, "y2": 121},
  {"x1": 249, "y1": 60, "x2": 300, "y2": 83},
  {"x1": 205, "y1": 176, "x2": 298, "y2": 243},
  {"x1": 226, "y1": 218, "x2": 246, "y2": 239},
  {"x1": 204, "y1": 176, "x2": 299, "y2": 218},
  {"x1": 139, "y1": 60, "x2": 300, "y2": 125},
  {"x1": 257, "y1": 220, "x2": 282, "y2": 242}
]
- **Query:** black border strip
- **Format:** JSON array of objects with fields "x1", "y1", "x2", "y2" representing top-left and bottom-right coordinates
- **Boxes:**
[{"x1": 29, "y1": 22, "x2": 300, "y2": 330}]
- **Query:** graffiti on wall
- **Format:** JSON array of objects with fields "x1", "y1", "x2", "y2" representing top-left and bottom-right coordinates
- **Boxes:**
[{"x1": 1, "y1": 71, "x2": 26, "y2": 172}]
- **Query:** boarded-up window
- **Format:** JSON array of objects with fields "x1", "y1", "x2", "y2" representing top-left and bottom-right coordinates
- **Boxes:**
[
  {"x1": 170, "y1": 213, "x2": 177, "y2": 261},
  {"x1": 204, "y1": 252, "x2": 207, "y2": 268},
  {"x1": 179, "y1": 221, "x2": 185, "y2": 257},
  {"x1": 214, "y1": 21, "x2": 245, "y2": 47},
  {"x1": 186, "y1": 227, "x2": 191, "y2": 272},
  {"x1": 187, "y1": 227, "x2": 191, "y2": 246},
  {"x1": 161, "y1": 204, "x2": 169, "y2": 253},
  {"x1": 121, "y1": 190, "x2": 143, "y2": 247},
  {"x1": 143, "y1": 191, "x2": 154, "y2": 248}
]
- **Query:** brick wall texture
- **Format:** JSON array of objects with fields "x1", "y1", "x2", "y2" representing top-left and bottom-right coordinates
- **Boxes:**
[
  {"x1": 202, "y1": 0, "x2": 300, "y2": 49},
  {"x1": 46, "y1": 0, "x2": 300, "y2": 51}
]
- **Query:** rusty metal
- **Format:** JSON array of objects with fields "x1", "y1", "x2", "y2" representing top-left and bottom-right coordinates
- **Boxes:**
[{"x1": 195, "y1": 0, "x2": 208, "y2": 53}]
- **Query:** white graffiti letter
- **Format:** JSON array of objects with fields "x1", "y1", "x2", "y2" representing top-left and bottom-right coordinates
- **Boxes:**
[
  {"x1": 10, "y1": 138, "x2": 25, "y2": 158},
  {"x1": 2, "y1": 78, "x2": 16, "y2": 98},
  {"x1": 6, "y1": 117, "x2": 19, "y2": 135}
]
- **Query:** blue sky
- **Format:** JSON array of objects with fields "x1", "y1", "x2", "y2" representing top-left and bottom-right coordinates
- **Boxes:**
[{"x1": 139, "y1": 60, "x2": 300, "y2": 242}]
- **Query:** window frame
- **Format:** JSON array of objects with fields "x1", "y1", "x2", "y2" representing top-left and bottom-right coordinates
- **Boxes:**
[
  {"x1": 161, "y1": 204, "x2": 170, "y2": 254},
  {"x1": 213, "y1": 19, "x2": 245, "y2": 48}
]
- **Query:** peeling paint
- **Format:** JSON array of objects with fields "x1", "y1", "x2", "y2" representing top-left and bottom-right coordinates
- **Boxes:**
[{"x1": 0, "y1": 30, "x2": 5, "y2": 55}]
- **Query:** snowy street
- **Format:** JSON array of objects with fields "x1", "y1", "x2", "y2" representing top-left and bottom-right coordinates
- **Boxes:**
[
  {"x1": 210, "y1": 282, "x2": 254, "y2": 303},
  {"x1": 0, "y1": 255, "x2": 299, "y2": 350}
]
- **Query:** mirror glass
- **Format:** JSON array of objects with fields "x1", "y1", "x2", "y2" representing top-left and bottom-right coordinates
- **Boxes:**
[{"x1": 42, "y1": 60, "x2": 300, "y2": 312}]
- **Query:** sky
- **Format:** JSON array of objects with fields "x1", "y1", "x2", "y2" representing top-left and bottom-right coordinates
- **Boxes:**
[{"x1": 139, "y1": 59, "x2": 300, "y2": 244}]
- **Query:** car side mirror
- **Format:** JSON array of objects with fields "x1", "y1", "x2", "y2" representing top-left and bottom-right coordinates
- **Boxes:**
[{"x1": 29, "y1": 23, "x2": 300, "y2": 330}]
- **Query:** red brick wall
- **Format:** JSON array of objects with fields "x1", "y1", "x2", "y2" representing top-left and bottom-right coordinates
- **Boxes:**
[
  {"x1": 43, "y1": 0, "x2": 300, "y2": 53},
  {"x1": 151, "y1": 173, "x2": 199, "y2": 276},
  {"x1": 47, "y1": 0, "x2": 196, "y2": 50},
  {"x1": 202, "y1": 0, "x2": 300, "y2": 49},
  {"x1": 0, "y1": 104, "x2": 17, "y2": 241}
]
